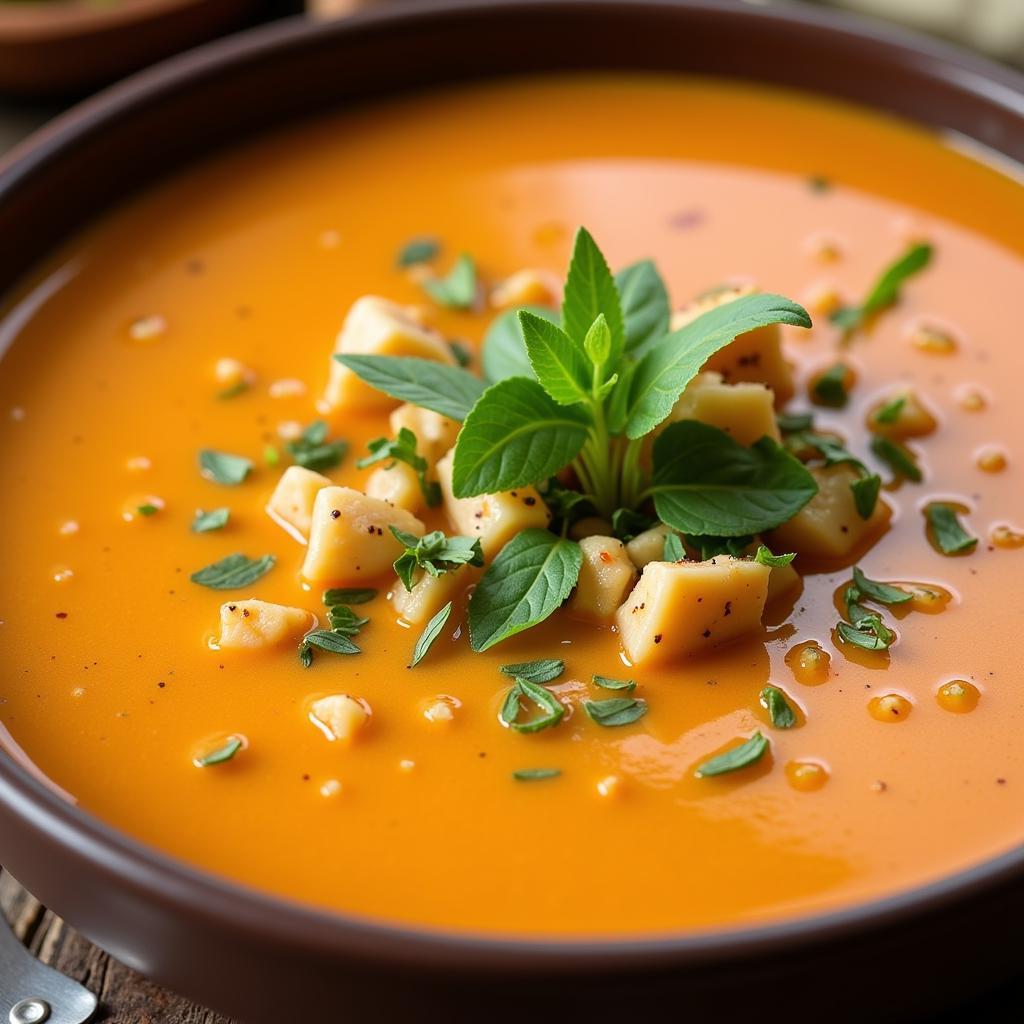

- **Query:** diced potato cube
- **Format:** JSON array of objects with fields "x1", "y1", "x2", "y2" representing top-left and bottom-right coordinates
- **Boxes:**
[
  {"x1": 217, "y1": 600, "x2": 313, "y2": 651},
  {"x1": 436, "y1": 448, "x2": 551, "y2": 557},
  {"x1": 767, "y1": 464, "x2": 891, "y2": 559},
  {"x1": 388, "y1": 403, "x2": 460, "y2": 466},
  {"x1": 490, "y1": 269, "x2": 560, "y2": 309},
  {"x1": 366, "y1": 461, "x2": 423, "y2": 514},
  {"x1": 866, "y1": 390, "x2": 938, "y2": 439},
  {"x1": 323, "y1": 296, "x2": 455, "y2": 412},
  {"x1": 668, "y1": 371, "x2": 780, "y2": 445},
  {"x1": 569, "y1": 536, "x2": 637, "y2": 623},
  {"x1": 392, "y1": 563, "x2": 479, "y2": 625},
  {"x1": 626, "y1": 524, "x2": 677, "y2": 569},
  {"x1": 615, "y1": 557, "x2": 770, "y2": 666},
  {"x1": 266, "y1": 465, "x2": 332, "y2": 542},
  {"x1": 671, "y1": 284, "x2": 794, "y2": 405},
  {"x1": 302, "y1": 486, "x2": 425, "y2": 583},
  {"x1": 766, "y1": 562, "x2": 801, "y2": 603},
  {"x1": 308, "y1": 694, "x2": 371, "y2": 742}
]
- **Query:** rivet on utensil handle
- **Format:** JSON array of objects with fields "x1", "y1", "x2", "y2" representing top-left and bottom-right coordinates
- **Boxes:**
[{"x1": 10, "y1": 999, "x2": 50, "y2": 1024}]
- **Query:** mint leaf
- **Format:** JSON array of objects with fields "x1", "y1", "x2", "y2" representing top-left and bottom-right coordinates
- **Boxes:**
[
  {"x1": 829, "y1": 243, "x2": 932, "y2": 335},
  {"x1": 649, "y1": 421, "x2": 818, "y2": 537},
  {"x1": 561, "y1": 227, "x2": 625, "y2": 371},
  {"x1": 625, "y1": 292, "x2": 810, "y2": 439},
  {"x1": 391, "y1": 527, "x2": 483, "y2": 592},
  {"x1": 323, "y1": 587, "x2": 377, "y2": 606},
  {"x1": 662, "y1": 532, "x2": 686, "y2": 561},
  {"x1": 192, "y1": 507, "x2": 229, "y2": 533},
  {"x1": 610, "y1": 507, "x2": 657, "y2": 542},
  {"x1": 195, "y1": 737, "x2": 242, "y2": 768},
  {"x1": 616, "y1": 259, "x2": 670, "y2": 355},
  {"x1": 512, "y1": 768, "x2": 561, "y2": 781},
  {"x1": 358, "y1": 427, "x2": 440, "y2": 507},
  {"x1": 302, "y1": 629, "x2": 360, "y2": 657},
  {"x1": 874, "y1": 395, "x2": 906, "y2": 424},
  {"x1": 753, "y1": 545, "x2": 795, "y2": 568},
  {"x1": 499, "y1": 659, "x2": 564, "y2": 684},
  {"x1": 583, "y1": 697, "x2": 648, "y2": 727},
  {"x1": 852, "y1": 567, "x2": 911, "y2": 605},
  {"x1": 199, "y1": 449, "x2": 253, "y2": 486},
  {"x1": 285, "y1": 420, "x2": 347, "y2": 472},
  {"x1": 499, "y1": 677, "x2": 565, "y2": 733},
  {"x1": 811, "y1": 363, "x2": 849, "y2": 408},
  {"x1": 850, "y1": 474, "x2": 882, "y2": 520},
  {"x1": 925, "y1": 502, "x2": 977, "y2": 555},
  {"x1": 409, "y1": 600, "x2": 453, "y2": 667},
  {"x1": 481, "y1": 305, "x2": 555, "y2": 383},
  {"x1": 837, "y1": 617, "x2": 894, "y2": 651},
  {"x1": 798, "y1": 432, "x2": 881, "y2": 518},
  {"x1": 451, "y1": 377, "x2": 590, "y2": 498},
  {"x1": 326, "y1": 605, "x2": 368, "y2": 636},
  {"x1": 777, "y1": 411, "x2": 814, "y2": 433},
  {"x1": 190, "y1": 553, "x2": 275, "y2": 589},
  {"x1": 593, "y1": 674, "x2": 636, "y2": 692},
  {"x1": 334, "y1": 355, "x2": 486, "y2": 422},
  {"x1": 760, "y1": 686, "x2": 797, "y2": 729},
  {"x1": 696, "y1": 732, "x2": 770, "y2": 777},
  {"x1": 685, "y1": 534, "x2": 753, "y2": 560},
  {"x1": 518, "y1": 309, "x2": 591, "y2": 405},
  {"x1": 397, "y1": 236, "x2": 439, "y2": 267},
  {"x1": 468, "y1": 530, "x2": 582, "y2": 652},
  {"x1": 871, "y1": 436, "x2": 922, "y2": 483},
  {"x1": 423, "y1": 253, "x2": 476, "y2": 309},
  {"x1": 583, "y1": 313, "x2": 612, "y2": 371}
]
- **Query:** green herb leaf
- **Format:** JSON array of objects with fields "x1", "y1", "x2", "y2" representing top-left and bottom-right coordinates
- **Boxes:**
[
  {"x1": 850, "y1": 473, "x2": 882, "y2": 520},
  {"x1": 410, "y1": 600, "x2": 453, "y2": 667},
  {"x1": 448, "y1": 340, "x2": 473, "y2": 368},
  {"x1": 195, "y1": 737, "x2": 242, "y2": 768},
  {"x1": 615, "y1": 259, "x2": 671, "y2": 355},
  {"x1": 649, "y1": 421, "x2": 818, "y2": 537},
  {"x1": 625, "y1": 293, "x2": 811, "y2": 439},
  {"x1": 192, "y1": 507, "x2": 230, "y2": 533},
  {"x1": 199, "y1": 449, "x2": 253, "y2": 486},
  {"x1": 811, "y1": 363, "x2": 849, "y2": 408},
  {"x1": 685, "y1": 534, "x2": 754, "y2": 560},
  {"x1": 512, "y1": 768, "x2": 561, "y2": 781},
  {"x1": 137, "y1": 503, "x2": 159, "y2": 517},
  {"x1": 537, "y1": 477, "x2": 593, "y2": 528},
  {"x1": 925, "y1": 502, "x2": 977, "y2": 555},
  {"x1": 358, "y1": 427, "x2": 440, "y2": 506},
  {"x1": 190, "y1": 553, "x2": 275, "y2": 590},
  {"x1": 391, "y1": 527, "x2": 484, "y2": 592},
  {"x1": 326, "y1": 605, "x2": 369, "y2": 636},
  {"x1": 777, "y1": 411, "x2": 814, "y2": 433},
  {"x1": 561, "y1": 227, "x2": 626, "y2": 372},
  {"x1": 302, "y1": 628, "x2": 360, "y2": 656},
  {"x1": 397, "y1": 236, "x2": 439, "y2": 267},
  {"x1": 423, "y1": 253, "x2": 476, "y2": 309},
  {"x1": 871, "y1": 436, "x2": 922, "y2": 483},
  {"x1": 264, "y1": 445, "x2": 280, "y2": 466},
  {"x1": 830, "y1": 243, "x2": 933, "y2": 334},
  {"x1": 499, "y1": 659, "x2": 565, "y2": 684},
  {"x1": 593, "y1": 674, "x2": 636, "y2": 692},
  {"x1": 469, "y1": 530, "x2": 582, "y2": 652},
  {"x1": 874, "y1": 395, "x2": 906, "y2": 424},
  {"x1": 334, "y1": 355, "x2": 486, "y2": 422},
  {"x1": 323, "y1": 587, "x2": 378, "y2": 606},
  {"x1": 662, "y1": 532, "x2": 686, "y2": 561},
  {"x1": 696, "y1": 732, "x2": 770, "y2": 777},
  {"x1": 610, "y1": 507, "x2": 657, "y2": 542},
  {"x1": 583, "y1": 313, "x2": 613, "y2": 371},
  {"x1": 285, "y1": 420, "x2": 348, "y2": 472},
  {"x1": 518, "y1": 309, "x2": 591, "y2": 405},
  {"x1": 500, "y1": 677, "x2": 565, "y2": 733},
  {"x1": 798, "y1": 433, "x2": 881, "y2": 518},
  {"x1": 584, "y1": 697, "x2": 648, "y2": 727},
  {"x1": 451, "y1": 377, "x2": 590, "y2": 498},
  {"x1": 851, "y1": 566, "x2": 911, "y2": 605},
  {"x1": 481, "y1": 305, "x2": 556, "y2": 383},
  {"x1": 760, "y1": 686, "x2": 797, "y2": 729},
  {"x1": 753, "y1": 545, "x2": 795, "y2": 568},
  {"x1": 837, "y1": 617, "x2": 895, "y2": 651}
]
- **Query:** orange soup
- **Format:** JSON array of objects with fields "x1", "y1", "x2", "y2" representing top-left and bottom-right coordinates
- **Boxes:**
[{"x1": 0, "y1": 75, "x2": 1022, "y2": 938}]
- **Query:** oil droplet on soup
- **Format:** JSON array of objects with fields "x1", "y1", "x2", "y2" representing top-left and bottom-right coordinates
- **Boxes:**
[{"x1": 936, "y1": 680, "x2": 980, "y2": 714}]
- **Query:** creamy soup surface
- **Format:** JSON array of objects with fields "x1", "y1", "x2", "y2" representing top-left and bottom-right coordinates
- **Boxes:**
[{"x1": 0, "y1": 75, "x2": 1022, "y2": 937}]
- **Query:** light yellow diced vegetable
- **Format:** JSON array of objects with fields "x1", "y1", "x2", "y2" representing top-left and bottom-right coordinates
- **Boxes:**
[
  {"x1": 671, "y1": 284, "x2": 794, "y2": 405},
  {"x1": 308, "y1": 694, "x2": 371, "y2": 742},
  {"x1": 392, "y1": 563, "x2": 479, "y2": 625},
  {"x1": 388, "y1": 403, "x2": 460, "y2": 466},
  {"x1": 217, "y1": 600, "x2": 314, "y2": 651},
  {"x1": 436, "y1": 449, "x2": 551, "y2": 557},
  {"x1": 366, "y1": 461, "x2": 423, "y2": 514},
  {"x1": 323, "y1": 296, "x2": 455, "y2": 412},
  {"x1": 667, "y1": 371, "x2": 780, "y2": 445},
  {"x1": 866, "y1": 390, "x2": 938, "y2": 439},
  {"x1": 302, "y1": 486, "x2": 425, "y2": 584},
  {"x1": 767, "y1": 464, "x2": 891, "y2": 559},
  {"x1": 490, "y1": 269, "x2": 560, "y2": 309},
  {"x1": 265, "y1": 465, "x2": 332, "y2": 542},
  {"x1": 615, "y1": 557, "x2": 770, "y2": 666},
  {"x1": 569, "y1": 536, "x2": 637, "y2": 623},
  {"x1": 766, "y1": 561, "x2": 801, "y2": 603},
  {"x1": 626, "y1": 524, "x2": 677, "y2": 569}
]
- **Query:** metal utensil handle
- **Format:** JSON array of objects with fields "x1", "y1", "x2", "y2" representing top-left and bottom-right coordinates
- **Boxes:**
[{"x1": 0, "y1": 913, "x2": 96, "y2": 1024}]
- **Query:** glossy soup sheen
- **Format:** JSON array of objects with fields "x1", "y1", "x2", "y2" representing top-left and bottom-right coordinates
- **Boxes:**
[{"x1": 0, "y1": 75, "x2": 1022, "y2": 938}]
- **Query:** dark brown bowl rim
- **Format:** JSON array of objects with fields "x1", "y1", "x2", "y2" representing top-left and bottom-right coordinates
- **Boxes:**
[{"x1": 2, "y1": 0, "x2": 1024, "y2": 975}]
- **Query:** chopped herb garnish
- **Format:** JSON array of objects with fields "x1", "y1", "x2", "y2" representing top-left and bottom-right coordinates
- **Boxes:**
[
  {"x1": 850, "y1": 473, "x2": 882, "y2": 521},
  {"x1": 611, "y1": 507, "x2": 657, "y2": 542},
  {"x1": 190, "y1": 553, "x2": 275, "y2": 590},
  {"x1": 837, "y1": 617, "x2": 895, "y2": 651},
  {"x1": 300, "y1": 629, "x2": 360, "y2": 659},
  {"x1": 592, "y1": 674, "x2": 636, "y2": 692},
  {"x1": 448, "y1": 340, "x2": 473, "y2": 368},
  {"x1": 194, "y1": 737, "x2": 242, "y2": 768},
  {"x1": 852, "y1": 567, "x2": 911, "y2": 605},
  {"x1": 192, "y1": 507, "x2": 229, "y2": 533},
  {"x1": 871, "y1": 436, "x2": 922, "y2": 483},
  {"x1": 499, "y1": 659, "x2": 564, "y2": 684},
  {"x1": 285, "y1": 420, "x2": 347, "y2": 472},
  {"x1": 299, "y1": 593, "x2": 368, "y2": 667},
  {"x1": 499, "y1": 677, "x2": 565, "y2": 733},
  {"x1": 662, "y1": 532, "x2": 686, "y2": 561},
  {"x1": 811, "y1": 362, "x2": 849, "y2": 408},
  {"x1": 323, "y1": 587, "x2": 378, "y2": 606},
  {"x1": 830, "y1": 243, "x2": 933, "y2": 336},
  {"x1": 512, "y1": 768, "x2": 562, "y2": 782},
  {"x1": 217, "y1": 380, "x2": 250, "y2": 400},
  {"x1": 583, "y1": 697, "x2": 648, "y2": 728},
  {"x1": 423, "y1": 253, "x2": 477, "y2": 309},
  {"x1": 327, "y1": 605, "x2": 369, "y2": 636},
  {"x1": 760, "y1": 686, "x2": 797, "y2": 729},
  {"x1": 798, "y1": 432, "x2": 880, "y2": 519},
  {"x1": 391, "y1": 528, "x2": 484, "y2": 592},
  {"x1": 696, "y1": 732, "x2": 770, "y2": 777},
  {"x1": 358, "y1": 428, "x2": 440, "y2": 507},
  {"x1": 926, "y1": 502, "x2": 977, "y2": 555},
  {"x1": 753, "y1": 545, "x2": 795, "y2": 568},
  {"x1": 264, "y1": 445, "x2": 280, "y2": 466},
  {"x1": 199, "y1": 449, "x2": 253, "y2": 486},
  {"x1": 409, "y1": 601, "x2": 453, "y2": 668},
  {"x1": 397, "y1": 236, "x2": 440, "y2": 267},
  {"x1": 685, "y1": 533, "x2": 754, "y2": 561},
  {"x1": 874, "y1": 395, "x2": 906, "y2": 424},
  {"x1": 808, "y1": 175, "x2": 831, "y2": 193},
  {"x1": 777, "y1": 411, "x2": 814, "y2": 433},
  {"x1": 137, "y1": 503, "x2": 159, "y2": 517}
]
